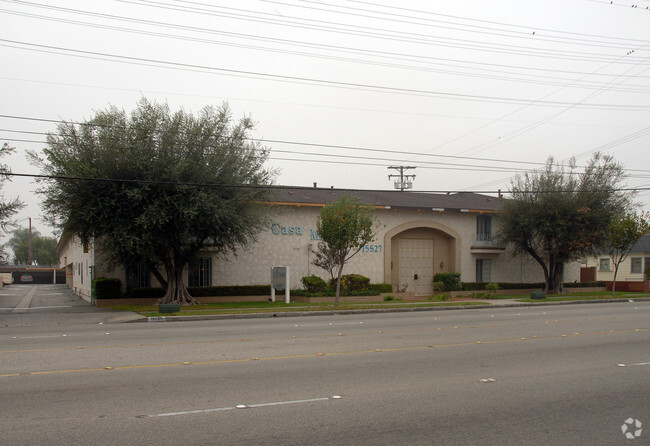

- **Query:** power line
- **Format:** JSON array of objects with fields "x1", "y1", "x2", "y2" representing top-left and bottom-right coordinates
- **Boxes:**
[
  {"x1": 2, "y1": 113, "x2": 650, "y2": 175},
  {"x1": 2, "y1": 39, "x2": 649, "y2": 111},
  {"x1": 7, "y1": 7, "x2": 650, "y2": 94},
  {"x1": 4, "y1": 171, "x2": 649, "y2": 194}
]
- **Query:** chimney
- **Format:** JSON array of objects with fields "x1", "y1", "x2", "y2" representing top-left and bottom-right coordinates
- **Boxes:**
[{"x1": 313, "y1": 182, "x2": 317, "y2": 188}]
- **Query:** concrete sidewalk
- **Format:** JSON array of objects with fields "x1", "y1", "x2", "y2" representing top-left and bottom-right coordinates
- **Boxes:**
[{"x1": 0, "y1": 284, "x2": 144, "y2": 327}]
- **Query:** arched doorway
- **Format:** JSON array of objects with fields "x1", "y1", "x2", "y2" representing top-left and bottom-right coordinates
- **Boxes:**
[{"x1": 383, "y1": 221, "x2": 460, "y2": 296}]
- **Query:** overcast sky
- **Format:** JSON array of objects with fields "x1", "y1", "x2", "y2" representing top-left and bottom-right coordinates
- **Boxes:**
[{"x1": 2, "y1": 0, "x2": 649, "y2": 241}]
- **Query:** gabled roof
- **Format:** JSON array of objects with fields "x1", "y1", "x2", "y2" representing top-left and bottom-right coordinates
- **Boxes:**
[
  {"x1": 267, "y1": 186, "x2": 503, "y2": 212},
  {"x1": 628, "y1": 233, "x2": 650, "y2": 254}
]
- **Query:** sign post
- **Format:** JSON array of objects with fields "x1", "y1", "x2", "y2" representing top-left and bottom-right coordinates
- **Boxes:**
[{"x1": 271, "y1": 266, "x2": 290, "y2": 304}]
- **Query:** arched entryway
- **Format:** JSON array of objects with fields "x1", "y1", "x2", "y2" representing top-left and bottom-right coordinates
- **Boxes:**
[{"x1": 383, "y1": 221, "x2": 460, "y2": 296}]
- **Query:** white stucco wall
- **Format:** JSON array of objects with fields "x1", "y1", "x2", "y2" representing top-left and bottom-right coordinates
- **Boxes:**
[
  {"x1": 58, "y1": 235, "x2": 95, "y2": 302},
  {"x1": 212, "y1": 205, "x2": 578, "y2": 290}
]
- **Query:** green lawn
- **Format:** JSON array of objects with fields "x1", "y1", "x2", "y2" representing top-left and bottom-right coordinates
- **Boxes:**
[
  {"x1": 516, "y1": 291, "x2": 650, "y2": 303},
  {"x1": 105, "y1": 299, "x2": 490, "y2": 317},
  {"x1": 101, "y1": 291, "x2": 650, "y2": 317}
]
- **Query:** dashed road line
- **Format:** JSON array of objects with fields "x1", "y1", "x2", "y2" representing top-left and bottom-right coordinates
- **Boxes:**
[{"x1": 148, "y1": 396, "x2": 338, "y2": 418}]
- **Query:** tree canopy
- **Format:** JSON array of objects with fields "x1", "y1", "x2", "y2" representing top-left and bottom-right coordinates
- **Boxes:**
[
  {"x1": 0, "y1": 143, "x2": 25, "y2": 264},
  {"x1": 33, "y1": 99, "x2": 275, "y2": 304},
  {"x1": 497, "y1": 154, "x2": 633, "y2": 294},
  {"x1": 8, "y1": 227, "x2": 58, "y2": 265},
  {"x1": 315, "y1": 196, "x2": 378, "y2": 305}
]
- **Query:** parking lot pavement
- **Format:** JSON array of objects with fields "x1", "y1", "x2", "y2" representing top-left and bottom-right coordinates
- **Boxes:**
[{"x1": 0, "y1": 284, "x2": 144, "y2": 327}]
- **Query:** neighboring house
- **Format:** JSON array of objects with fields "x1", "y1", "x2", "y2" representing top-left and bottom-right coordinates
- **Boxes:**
[
  {"x1": 58, "y1": 186, "x2": 580, "y2": 302},
  {"x1": 584, "y1": 234, "x2": 650, "y2": 291}
]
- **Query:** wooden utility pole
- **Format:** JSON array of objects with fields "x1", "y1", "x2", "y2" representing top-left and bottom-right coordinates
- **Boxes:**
[{"x1": 388, "y1": 166, "x2": 416, "y2": 191}]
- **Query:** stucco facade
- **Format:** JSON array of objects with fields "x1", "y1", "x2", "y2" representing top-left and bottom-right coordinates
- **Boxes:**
[
  {"x1": 214, "y1": 202, "x2": 574, "y2": 295},
  {"x1": 58, "y1": 187, "x2": 580, "y2": 298}
]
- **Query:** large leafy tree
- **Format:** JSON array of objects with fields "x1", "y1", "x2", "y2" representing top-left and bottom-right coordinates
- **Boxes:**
[
  {"x1": 0, "y1": 143, "x2": 25, "y2": 264},
  {"x1": 8, "y1": 227, "x2": 58, "y2": 265},
  {"x1": 600, "y1": 211, "x2": 649, "y2": 295},
  {"x1": 497, "y1": 154, "x2": 633, "y2": 294},
  {"x1": 315, "y1": 196, "x2": 378, "y2": 306},
  {"x1": 33, "y1": 99, "x2": 275, "y2": 304}
]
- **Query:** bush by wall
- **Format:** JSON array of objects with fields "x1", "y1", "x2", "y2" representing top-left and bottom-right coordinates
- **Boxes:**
[
  {"x1": 301, "y1": 275, "x2": 328, "y2": 293},
  {"x1": 564, "y1": 281, "x2": 605, "y2": 288},
  {"x1": 460, "y1": 281, "x2": 605, "y2": 291},
  {"x1": 188, "y1": 285, "x2": 270, "y2": 297},
  {"x1": 369, "y1": 283, "x2": 393, "y2": 293},
  {"x1": 124, "y1": 287, "x2": 166, "y2": 299},
  {"x1": 93, "y1": 277, "x2": 122, "y2": 299},
  {"x1": 329, "y1": 274, "x2": 370, "y2": 291},
  {"x1": 433, "y1": 273, "x2": 461, "y2": 291}
]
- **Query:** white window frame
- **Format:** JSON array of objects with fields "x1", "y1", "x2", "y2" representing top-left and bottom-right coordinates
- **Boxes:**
[{"x1": 598, "y1": 258, "x2": 611, "y2": 272}]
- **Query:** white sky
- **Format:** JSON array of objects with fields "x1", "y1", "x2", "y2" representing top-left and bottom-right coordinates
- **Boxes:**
[{"x1": 1, "y1": 0, "x2": 649, "y2": 241}]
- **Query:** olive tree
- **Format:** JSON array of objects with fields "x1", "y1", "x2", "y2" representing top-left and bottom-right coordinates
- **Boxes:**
[
  {"x1": 498, "y1": 154, "x2": 633, "y2": 294},
  {"x1": 33, "y1": 99, "x2": 275, "y2": 304},
  {"x1": 315, "y1": 196, "x2": 378, "y2": 305}
]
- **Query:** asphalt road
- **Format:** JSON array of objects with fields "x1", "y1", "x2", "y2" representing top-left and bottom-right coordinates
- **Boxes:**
[{"x1": 0, "y1": 285, "x2": 648, "y2": 445}]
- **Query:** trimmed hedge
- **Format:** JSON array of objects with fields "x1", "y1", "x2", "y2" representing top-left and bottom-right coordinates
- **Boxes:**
[
  {"x1": 564, "y1": 281, "x2": 605, "y2": 288},
  {"x1": 461, "y1": 281, "x2": 605, "y2": 291},
  {"x1": 124, "y1": 287, "x2": 165, "y2": 299},
  {"x1": 188, "y1": 285, "x2": 270, "y2": 297},
  {"x1": 124, "y1": 285, "x2": 271, "y2": 299},
  {"x1": 93, "y1": 277, "x2": 122, "y2": 299},
  {"x1": 369, "y1": 283, "x2": 393, "y2": 293},
  {"x1": 433, "y1": 273, "x2": 462, "y2": 291}
]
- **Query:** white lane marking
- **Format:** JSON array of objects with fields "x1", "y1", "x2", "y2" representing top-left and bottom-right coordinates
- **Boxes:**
[
  {"x1": 618, "y1": 362, "x2": 650, "y2": 367},
  {"x1": 27, "y1": 305, "x2": 72, "y2": 309},
  {"x1": 150, "y1": 396, "x2": 336, "y2": 418},
  {"x1": 0, "y1": 305, "x2": 74, "y2": 311}
]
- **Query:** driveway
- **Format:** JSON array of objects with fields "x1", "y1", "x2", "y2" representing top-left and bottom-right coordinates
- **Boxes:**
[{"x1": 0, "y1": 284, "x2": 143, "y2": 327}]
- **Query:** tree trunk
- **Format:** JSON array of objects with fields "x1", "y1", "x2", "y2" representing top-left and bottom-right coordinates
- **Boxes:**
[
  {"x1": 545, "y1": 261, "x2": 564, "y2": 294},
  {"x1": 334, "y1": 263, "x2": 344, "y2": 307},
  {"x1": 158, "y1": 255, "x2": 198, "y2": 305},
  {"x1": 611, "y1": 264, "x2": 619, "y2": 296}
]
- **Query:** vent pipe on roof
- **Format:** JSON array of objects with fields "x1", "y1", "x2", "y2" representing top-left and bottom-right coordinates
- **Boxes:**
[{"x1": 313, "y1": 182, "x2": 317, "y2": 188}]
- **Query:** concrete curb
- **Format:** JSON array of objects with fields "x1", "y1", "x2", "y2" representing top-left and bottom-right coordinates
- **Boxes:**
[{"x1": 132, "y1": 297, "x2": 650, "y2": 323}]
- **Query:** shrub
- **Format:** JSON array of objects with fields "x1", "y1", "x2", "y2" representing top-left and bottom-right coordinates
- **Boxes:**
[
  {"x1": 433, "y1": 273, "x2": 461, "y2": 291},
  {"x1": 301, "y1": 275, "x2": 328, "y2": 293},
  {"x1": 383, "y1": 295, "x2": 394, "y2": 301},
  {"x1": 188, "y1": 285, "x2": 270, "y2": 297},
  {"x1": 93, "y1": 277, "x2": 122, "y2": 299},
  {"x1": 124, "y1": 287, "x2": 165, "y2": 299},
  {"x1": 330, "y1": 274, "x2": 370, "y2": 291},
  {"x1": 432, "y1": 281, "x2": 445, "y2": 293},
  {"x1": 485, "y1": 283, "x2": 499, "y2": 295},
  {"x1": 369, "y1": 283, "x2": 393, "y2": 293}
]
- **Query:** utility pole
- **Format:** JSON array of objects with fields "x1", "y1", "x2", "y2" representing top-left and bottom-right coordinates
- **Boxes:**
[
  {"x1": 27, "y1": 217, "x2": 33, "y2": 266},
  {"x1": 388, "y1": 166, "x2": 416, "y2": 191}
]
